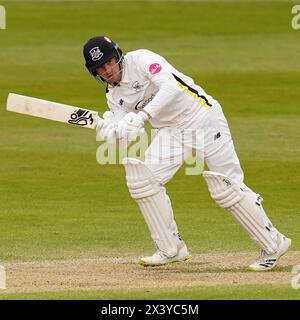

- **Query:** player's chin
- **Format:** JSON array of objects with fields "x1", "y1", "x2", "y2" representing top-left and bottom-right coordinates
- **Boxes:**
[
  {"x1": 104, "y1": 76, "x2": 115, "y2": 84},
  {"x1": 107, "y1": 77, "x2": 120, "y2": 86}
]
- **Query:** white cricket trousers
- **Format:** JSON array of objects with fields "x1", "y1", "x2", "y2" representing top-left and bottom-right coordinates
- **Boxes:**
[
  {"x1": 144, "y1": 102, "x2": 244, "y2": 185},
  {"x1": 144, "y1": 102, "x2": 280, "y2": 244}
]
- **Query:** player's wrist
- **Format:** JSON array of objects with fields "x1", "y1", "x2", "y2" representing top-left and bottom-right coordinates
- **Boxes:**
[{"x1": 138, "y1": 110, "x2": 151, "y2": 122}]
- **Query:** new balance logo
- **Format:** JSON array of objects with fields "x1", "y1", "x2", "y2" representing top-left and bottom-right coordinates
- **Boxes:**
[
  {"x1": 223, "y1": 178, "x2": 231, "y2": 186},
  {"x1": 214, "y1": 132, "x2": 221, "y2": 140}
]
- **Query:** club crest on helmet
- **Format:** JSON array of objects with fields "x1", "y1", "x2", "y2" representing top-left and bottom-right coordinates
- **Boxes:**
[{"x1": 89, "y1": 46, "x2": 103, "y2": 61}]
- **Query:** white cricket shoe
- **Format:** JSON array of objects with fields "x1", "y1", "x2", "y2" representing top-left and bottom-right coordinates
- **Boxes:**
[
  {"x1": 248, "y1": 236, "x2": 292, "y2": 271},
  {"x1": 138, "y1": 243, "x2": 191, "y2": 267}
]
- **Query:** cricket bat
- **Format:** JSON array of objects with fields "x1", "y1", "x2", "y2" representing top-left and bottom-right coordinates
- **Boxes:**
[{"x1": 6, "y1": 93, "x2": 100, "y2": 129}]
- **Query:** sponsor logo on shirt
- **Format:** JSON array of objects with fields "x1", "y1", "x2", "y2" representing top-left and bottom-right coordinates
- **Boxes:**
[
  {"x1": 149, "y1": 63, "x2": 162, "y2": 75},
  {"x1": 132, "y1": 81, "x2": 144, "y2": 91},
  {"x1": 134, "y1": 94, "x2": 156, "y2": 110}
]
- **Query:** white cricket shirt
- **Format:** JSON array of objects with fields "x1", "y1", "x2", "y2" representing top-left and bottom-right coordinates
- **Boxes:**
[{"x1": 106, "y1": 49, "x2": 217, "y2": 129}]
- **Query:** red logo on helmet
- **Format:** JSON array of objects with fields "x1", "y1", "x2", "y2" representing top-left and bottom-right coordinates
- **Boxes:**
[{"x1": 149, "y1": 63, "x2": 162, "y2": 75}]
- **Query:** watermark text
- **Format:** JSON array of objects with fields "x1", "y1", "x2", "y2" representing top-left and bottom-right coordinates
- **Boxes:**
[
  {"x1": 292, "y1": 5, "x2": 300, "y2": 30},
  {"x1": 291, "y1": 265, "x2": 300, "y2": 290},
  {"x1": 0, "y1": 5, "x2": 6, "y2": 30},
  {"x1": 96, "y1": 129, "x2": 205, "y2": 176},
  {"x1": 0, "y1": 265, "x2": 6, "y2": 290}
]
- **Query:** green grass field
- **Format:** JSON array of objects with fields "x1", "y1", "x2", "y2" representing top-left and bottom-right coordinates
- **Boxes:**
[{"x1": 0, "y1": 0, "x2": 300, "y2": 300}]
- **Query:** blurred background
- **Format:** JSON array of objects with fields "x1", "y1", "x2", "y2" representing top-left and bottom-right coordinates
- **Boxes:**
[{"x1": 0, "y1": 0, "x2": 299, "y2": 263}]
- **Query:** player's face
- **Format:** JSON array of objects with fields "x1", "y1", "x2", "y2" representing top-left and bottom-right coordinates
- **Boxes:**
[{"x1": 96, "y1": 57, "x2": 122, "y2": 85}]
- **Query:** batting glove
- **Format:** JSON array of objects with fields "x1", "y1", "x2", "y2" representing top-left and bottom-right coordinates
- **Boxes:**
[
  {"x1": 117, "y1": 112, "x2": 147, "y2": 143},
  {"x1": 96, "y1": 111, "x2": 117, "y2": 143}
]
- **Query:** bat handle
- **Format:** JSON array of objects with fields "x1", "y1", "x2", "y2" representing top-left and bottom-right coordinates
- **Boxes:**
[{"x1": 96, "y1": 116, "x2": 104, "y2": 126}]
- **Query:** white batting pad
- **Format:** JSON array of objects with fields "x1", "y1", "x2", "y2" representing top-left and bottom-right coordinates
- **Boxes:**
[
  {"x1": 203, "y1": 171, "x2": 277, "y2": 254},
  {"x1": 123, "y1": 157, "x2": 178, "y2": 257}
]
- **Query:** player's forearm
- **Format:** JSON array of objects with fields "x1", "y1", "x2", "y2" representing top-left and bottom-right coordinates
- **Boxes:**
[
  {"x1": 143, "y1": 73, "x2": 181, "y2": 118},
  {"x1": 143, "y1": 84, "x2": 180, "y2": 118}
]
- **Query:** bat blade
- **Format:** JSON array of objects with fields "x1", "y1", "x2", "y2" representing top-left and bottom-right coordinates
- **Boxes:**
[{"x1": 6, "y1": 93, "x2": 98, "y2": 129}]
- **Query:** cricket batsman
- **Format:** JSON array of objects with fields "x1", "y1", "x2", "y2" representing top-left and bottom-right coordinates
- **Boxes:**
[{"x1": 83, "y1": 36, "x2": 291, "y2": 271}]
